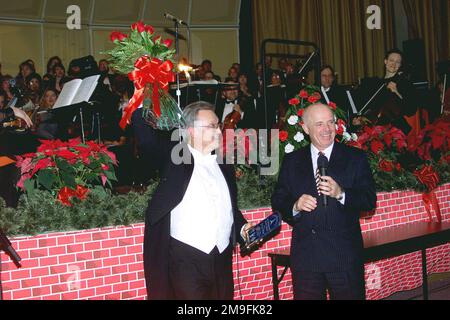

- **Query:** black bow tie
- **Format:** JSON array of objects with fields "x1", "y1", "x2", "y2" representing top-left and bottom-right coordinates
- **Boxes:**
[{"x1": 225, "y1": 100, "x2": 237, "y2": 104}]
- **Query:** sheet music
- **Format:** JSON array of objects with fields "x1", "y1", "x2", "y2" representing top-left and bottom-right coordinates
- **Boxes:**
[
  {"x1": 72, "y1": 75, "x2": 100, "y2": 104},
  {"x1": 53, "y1": 79, "x2": 82, "y2": 109},
  {"x1": 53, "y1": 75, "x2": 100, "y2": 109},
  {"x1": 346, "y1": 90, "x2": 358, "y2": 114}
]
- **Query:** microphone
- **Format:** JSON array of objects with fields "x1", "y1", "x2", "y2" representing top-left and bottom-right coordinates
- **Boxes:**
[
  {"x1": 164, "y1": 13, "x2": 188, "y2": 26},
  {"x1": 317, "y1": 153, "x2": 329, "y2": 207}
]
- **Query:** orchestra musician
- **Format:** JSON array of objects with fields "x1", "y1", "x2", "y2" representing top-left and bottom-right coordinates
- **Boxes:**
[
  {"x1": 0, "y1": 106, "x2": 32, "y2": 207},
  {"x1": 215, "y1": 79, "x2": 256, "y2": 130},
  {"x1": 319, "y1": 65, "x2": 349, "y2": 114},
  {"x1": 353, "y1": 49, "x2": 418, "y2": 134}
]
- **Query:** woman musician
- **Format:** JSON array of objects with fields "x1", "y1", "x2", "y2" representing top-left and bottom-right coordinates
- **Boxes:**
[{"x1": 354, "y1": 49, "x2": 418, "y2": 134}]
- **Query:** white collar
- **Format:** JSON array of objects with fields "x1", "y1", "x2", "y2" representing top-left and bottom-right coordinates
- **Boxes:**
[
  {"x1": 310, "y1": 142, "x2": 334, "y2": 160},
  {"x1": 188, "y1": 144, "x2": 217, "y2": 165},
  {"x1": 321, "y1": 86, "x2": 331, "y2": 93}
]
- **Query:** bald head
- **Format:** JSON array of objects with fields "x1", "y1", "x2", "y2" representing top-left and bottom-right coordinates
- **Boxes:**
[
  {"x1": 301, "y1": 103, "x2": 337, "y2": 151},
  {"x1": 301, "y1": 103, "x2": 334, "y2": 125}
]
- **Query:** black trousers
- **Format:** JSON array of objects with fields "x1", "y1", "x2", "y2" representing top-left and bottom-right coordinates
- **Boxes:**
[
  {"x1": 292, "y1": 266, "x2": 366, "y2": 300},
  {"x1": 168, "y1": 237, "x2": 234, "y2": 300}
]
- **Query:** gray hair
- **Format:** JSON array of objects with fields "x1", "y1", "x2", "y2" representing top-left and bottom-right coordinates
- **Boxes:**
[{"x1": 182, "y1": 101, "x2": 216, "y2": 128}]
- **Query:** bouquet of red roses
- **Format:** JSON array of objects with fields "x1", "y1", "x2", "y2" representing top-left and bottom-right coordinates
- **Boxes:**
[
  {"x1": 105, "y1": 21, "x2": 184, "y2": 131},
  {"x1": 16, "y1": 139, "x2": 117, "y2": 206}
]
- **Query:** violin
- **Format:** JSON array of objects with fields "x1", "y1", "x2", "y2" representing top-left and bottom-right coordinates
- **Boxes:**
[
  {"x1": 222, "y1": 95, "x2": 251, "y2": 130},
  {"x1": 222, "y1": 110, "x2": 241, "y2": 130},
  {"x1": 2, "y1": 118, "x2": 28, "y2": 132}
]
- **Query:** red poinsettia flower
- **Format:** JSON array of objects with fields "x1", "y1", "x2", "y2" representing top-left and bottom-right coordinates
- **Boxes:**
[
  {"x1": 131, "y1": 21, "x2": 145, "y2": 33},
  {"x1": 56, "y1": 149, "x2": 78, "y2": 161},
  {"x1": 279, "y1": 131, "x2": 289, "y2": 142},
  {"x1": 297, "y1": 109, "x2": 304, "y2": 117},
  {"x1": 31, "y1": 157, "x2": 53, "y2": 177},
  {"x1": 289, "y1": 98, "x2": 300, "y2": 106},
  {"x1": 57, "y1": 187, "x2": 76, "y2": 206},
  {"x1": 328, "y1": 102, "x2": 337, "y2": 110},
  {"x1": 75, "y1": 185, "x2": 89, "y2": 200}
]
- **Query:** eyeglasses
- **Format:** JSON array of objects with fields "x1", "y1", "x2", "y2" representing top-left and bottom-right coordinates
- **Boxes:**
[{"x1": 196, "y1": 123, "x2": 221, "y2": 129}]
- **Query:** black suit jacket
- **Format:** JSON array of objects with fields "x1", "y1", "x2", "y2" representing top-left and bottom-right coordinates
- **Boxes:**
[
  {"x1": 320, "y1": 85, "x2": 350, "y2": 114},
  {"x1": 271, "y1": 142, "x2": 376, "y2": 273},
  {"x1": 134, "y1": 114, "x2": 248, "y2": 300}
]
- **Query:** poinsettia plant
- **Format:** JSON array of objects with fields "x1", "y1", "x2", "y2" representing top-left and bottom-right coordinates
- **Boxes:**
[
  {"x1": 355, "y1": 120, "x2": 450, "y2": 192},
  {"x1": 16, "y1": 139, "x2": 118, "y2": 206},
  {"x1": 279, "y1": 85, "x2": 358, "y2": 155}
]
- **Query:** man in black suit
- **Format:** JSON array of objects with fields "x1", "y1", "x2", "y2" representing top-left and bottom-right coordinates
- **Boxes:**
[
  {"x1": 215, "y1": 79, "x2": 256, "y2": 129},
  {"x1": 135, "y1": 101, "x2": 252, "y2": 300},
  {"x1": 271, "y1": 103, "x2": 376, "y2": 300},
  {"x1": 319, "y1": 65, "x2": 350, "y2": 114}
]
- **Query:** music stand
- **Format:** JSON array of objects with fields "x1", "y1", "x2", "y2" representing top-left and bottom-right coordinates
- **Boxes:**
[{"x1": 51, "y1": 101, "x2": 93, "y2": 143}]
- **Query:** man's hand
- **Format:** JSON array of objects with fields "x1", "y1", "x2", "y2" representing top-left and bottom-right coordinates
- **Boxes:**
[
  {"x1": 294, "y1": 194, "x2": 317, "y2": 212},
  {"x1": 318, "y1": 176, "x2": 343, "y2": 199},
  {"x1": 241, "y1": 222, "x2": 255, "y2": 242},
  {"x1": 11, "y1": 107, "x2": 33, "y2": 128}
]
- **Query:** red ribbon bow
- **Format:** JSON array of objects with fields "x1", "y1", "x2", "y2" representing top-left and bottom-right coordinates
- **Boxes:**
[
  {"x1": 414, "y1": 165, "x2": 439, "y2": 192},
  {"x1": 414, "y1": 166, "x2": 442, "y2": 223},
  {"x1": 120, "y1": 56, "x2": 175, "y2": 129}
]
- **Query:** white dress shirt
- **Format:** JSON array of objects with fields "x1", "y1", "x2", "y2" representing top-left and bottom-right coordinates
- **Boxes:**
[
  {"x1": 321, "y1": 86, "x2": 331, "y2": 104},
  {"x1": 170, "y1": 145, "x2": 234, "y2": 254}
]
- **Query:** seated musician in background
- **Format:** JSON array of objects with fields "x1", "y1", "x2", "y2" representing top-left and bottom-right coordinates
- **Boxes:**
[
  {"x1": 354, "y1": 49, "x2": 418, "y2": 135},
  {"x1": 215, "y1": 79, "x2": 256, "y2": 130},
  {"x1": 0, "y1": 105, "x2": 32, "y2": 208},
  {"x1": 25, "y1": 73, "x2": 43, "y2": 106},
  {"x1": 1, "y1": 75, "x2": 15, "y2": 104},
  {"x1": 32, "y1": 88, "x2": 58, "y2": 139},
  {"x1": 319, "y1": 65, "x2": 349, "y2": 114}
]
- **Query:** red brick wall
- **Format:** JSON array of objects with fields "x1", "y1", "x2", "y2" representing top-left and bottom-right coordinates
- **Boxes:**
[{"x1": 1, "y1": 184, "x2": 449, "y2": 300}]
